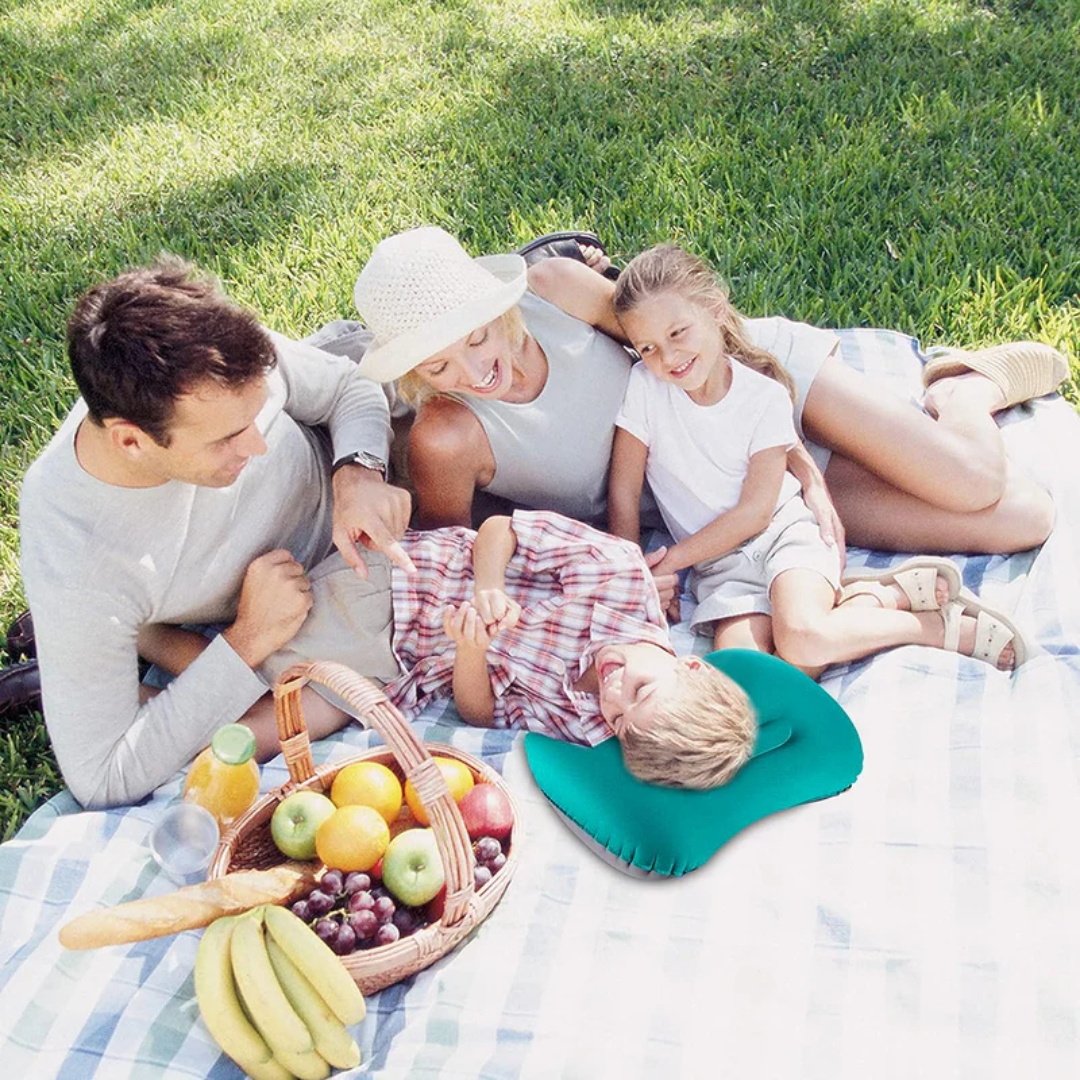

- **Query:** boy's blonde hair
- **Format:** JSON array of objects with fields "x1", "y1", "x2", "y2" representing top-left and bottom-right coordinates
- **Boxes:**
[
  {"x1": 393, "y1": 306, "x2": 528, "y2": 408},
  {"x1": 613, "y1": 244, "x2": 796, "y2": 402},
  {"x1": 617, "y1": 659, "x2": 757, "y2": 789}
]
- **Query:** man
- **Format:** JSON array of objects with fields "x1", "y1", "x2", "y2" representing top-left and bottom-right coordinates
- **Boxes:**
[{"x1": 19, "y1": 256, "x2": 413, "y2": 809}]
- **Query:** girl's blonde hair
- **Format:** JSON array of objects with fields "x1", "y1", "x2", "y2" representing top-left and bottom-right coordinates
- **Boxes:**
[
  {"x1": 394, "y1": 306, "x2": 528, "y2": 408},
  {"x1": 612, "y1": 244, "x2": 796, "y2": 401}
]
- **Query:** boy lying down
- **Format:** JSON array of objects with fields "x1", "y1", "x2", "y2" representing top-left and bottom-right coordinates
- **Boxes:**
[{"x1": 142, "y1": 511, "x2": 756, "y2": 790}]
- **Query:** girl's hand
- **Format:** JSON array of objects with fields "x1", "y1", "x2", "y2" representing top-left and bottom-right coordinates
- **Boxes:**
[
  {"x1": 443, "y1": 601, "x2": 493, "y2": 651},
  {"x1": 801, "y1": 479, "x2": 847, "y2": 572},
  {"x1": 473, "y1": 587, "x2": 521, "y2": 638},
  {"x1": 645, "y1": 546, "x2": 682, "y2": 624}
]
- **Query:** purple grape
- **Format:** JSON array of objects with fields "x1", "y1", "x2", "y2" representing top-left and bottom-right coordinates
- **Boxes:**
[
  {"x1": 307, "y1": 889, "x2": 334, "y2": 917},
  {"x1": 348, "y1": 909, "x2": 379, "y2": 940},
  {"x1": 373, "y1": 896, "x2": 396, "y2": 924},
  {"x1": 314, "y1": 918, "x2": 338, "y2": 944},
  {"x1": 290, "y1": 900, "x2": 311, "y2": 922},
  {"x1": 320, "y1": 869, "x2": 344, "y2": 896},
  {"x1": 475, "y1": 837, "x2": 501, "y2": 863},
  {"x1": 370, "y1": 885, "x2": 389, "y2": 901},
  {"x1": 374, "y1": 923, "x2": 400, "y2": 947},
  {"x1": 343, "y1": 871, "x2": 371, "y2": 896},
  {"x1": 332, "y1": 924, "x2": 357, "y2": 955},
  {"x1": 489, "y1": 852, "x2": 507, "y2": 873},
  {"x1": 348, "y1": 890, "x2": 376, "y2": 914},
  {"x1": 474, "y1": 865, "x2": 493, "y2": 889},
  {"x1": 392, "y1": 907, "x2": 423, "y2": 936}
]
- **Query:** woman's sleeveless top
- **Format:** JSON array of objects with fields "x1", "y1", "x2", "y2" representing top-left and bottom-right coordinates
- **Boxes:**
[{"x1": 456, "y1": 291, "x2": 634, "y2": 524}]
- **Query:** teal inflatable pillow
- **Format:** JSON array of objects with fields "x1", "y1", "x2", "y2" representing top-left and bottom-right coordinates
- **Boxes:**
[{"x1": 523, "y1": 649, "x2": 863, "y2": 877}]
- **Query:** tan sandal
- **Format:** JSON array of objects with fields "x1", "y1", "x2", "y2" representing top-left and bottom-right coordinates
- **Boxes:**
[
  {"x1": 840, "y1": 557, "x2": 963, "y2": 612},
  {"x1": 939, "y1": 597, "x2": 1029, "y2": 670},
  {"x1": 921, "y1": 341, "x2": 1069, "y2": 409}
]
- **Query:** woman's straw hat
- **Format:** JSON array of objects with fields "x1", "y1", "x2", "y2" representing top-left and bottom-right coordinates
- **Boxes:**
[{"x1": 354, "y1": 226, "x2": 528, "y2": 383}]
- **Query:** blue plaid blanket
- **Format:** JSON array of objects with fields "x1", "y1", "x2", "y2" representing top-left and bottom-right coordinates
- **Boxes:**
[{"x1": 2, "y1": 330, "x2": 1078, "y2": 1078}]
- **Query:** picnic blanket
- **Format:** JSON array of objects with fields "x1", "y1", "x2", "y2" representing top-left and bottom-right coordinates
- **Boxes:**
[{"x1": 2, "y1": 330, "x2": 1079, "y2": 1079}]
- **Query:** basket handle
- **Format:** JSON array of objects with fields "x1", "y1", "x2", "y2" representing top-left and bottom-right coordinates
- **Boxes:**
[{"x1": 273, "y1": 661, "x2": 476, "y2": 927}]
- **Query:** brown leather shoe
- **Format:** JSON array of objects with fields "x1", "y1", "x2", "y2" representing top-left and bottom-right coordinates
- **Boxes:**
[
  {"x1": 0, "y1": 660, "x2": 42, "y2": 718},
  {"x1": 6, "y1": 610, "x2": 35, "y2": 661}
]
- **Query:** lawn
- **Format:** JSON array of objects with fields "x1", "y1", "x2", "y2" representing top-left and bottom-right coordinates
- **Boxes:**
[{"x1": 1, "y1": 0, "x2": 1078, "y2": 838}]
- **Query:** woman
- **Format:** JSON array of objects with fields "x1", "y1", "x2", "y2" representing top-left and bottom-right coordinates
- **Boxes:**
[{"x1": 353, "y1": 226, "x2": 1066, "y2": 555}]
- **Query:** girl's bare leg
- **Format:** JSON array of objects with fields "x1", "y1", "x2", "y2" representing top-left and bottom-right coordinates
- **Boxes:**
[
  {"x1": 711, "y1": 612, "x2": 775, "y2": 654},
  {"x1": 804, "y1": 356, "x2": 1054, "y2": 552},
  {"x1": 770, "y1": 570, "x2": 1016, "y2": 670}
]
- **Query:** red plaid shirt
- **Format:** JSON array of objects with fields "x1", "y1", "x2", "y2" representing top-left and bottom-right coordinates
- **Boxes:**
[{"x1": 385, "y1": 511, "x2": 671, "y2": 745}]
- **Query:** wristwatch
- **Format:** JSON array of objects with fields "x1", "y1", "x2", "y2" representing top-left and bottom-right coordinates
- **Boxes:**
[{"x1": 331, "y1": 450, "x2": 387, "y2": 479}]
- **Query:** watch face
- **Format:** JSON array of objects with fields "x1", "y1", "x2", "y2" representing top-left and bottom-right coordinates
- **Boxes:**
[{"x1": 335, "y1": 452, "x2": 386, "y2": 476}]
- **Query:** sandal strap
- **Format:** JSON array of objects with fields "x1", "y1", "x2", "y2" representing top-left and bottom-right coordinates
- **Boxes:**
[
  {"x1": 971, "y1": 610, "x2": 1015, "y2": 667},
  {"x1": 892, "y1": 566, "x2": 943, "y2": 612},
  {"x1": 837, "y1": 581, "x2": 891, "y2": 608},
  {"x1": 941, "y1": 600, "x2": 964, "y2": 653}
]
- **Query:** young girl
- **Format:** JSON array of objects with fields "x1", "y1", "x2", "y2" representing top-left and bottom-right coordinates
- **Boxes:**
[{"x1": 607, "y1": 245, "x2": 1028, "y2": 677}]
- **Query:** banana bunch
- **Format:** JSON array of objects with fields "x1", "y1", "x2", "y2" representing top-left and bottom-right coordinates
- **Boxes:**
[{"x1": 194, "y1": 904, "x2": 366, "y2": 1080}]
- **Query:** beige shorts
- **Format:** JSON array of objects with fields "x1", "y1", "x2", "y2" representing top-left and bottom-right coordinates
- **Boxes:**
[
  {"x1": 688, "y1": 495, "x2": 842, "y2": 633},
  {"x1": 258, "y1": 550, "x2": 401, "y2": 689}
]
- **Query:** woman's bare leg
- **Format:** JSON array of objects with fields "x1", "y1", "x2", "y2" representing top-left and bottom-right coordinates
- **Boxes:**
[
  {"x1": 804, "y1": 356, "x2": 1054, "y2": 553},
  {"x1": 805, "y1": 355, "x2": 1010, "y2": 512},
  {"x1": 824, "y1": 454, "x2": 1054, "y2": 554}
]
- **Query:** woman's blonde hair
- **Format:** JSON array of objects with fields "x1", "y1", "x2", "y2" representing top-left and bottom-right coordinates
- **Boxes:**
[
  {"x1": 393, "y1": 306, "x2": 528, "y2": 408},
  {"x1": 612, "y1": 245, "x2": 796, "y2": 401},
  {"x1": 617, "y1": 659, "x2": 757, "y2": 790}
]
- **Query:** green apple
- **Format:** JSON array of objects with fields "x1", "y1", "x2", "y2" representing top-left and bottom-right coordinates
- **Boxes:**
[
  {"x1": 270, "y1": 789, "x2": 336, "y2": 860},
  {"x1": 381, "y1": 827, "x2": 445, "y2": 906}
]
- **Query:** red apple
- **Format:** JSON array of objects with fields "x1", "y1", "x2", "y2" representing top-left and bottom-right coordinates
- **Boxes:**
[
  {"x1": 457, "y1": 783, "x2": 513, "y2": 841},
  {"x1": 425, "y1": 882, "x2": 448, "y2": 922}
]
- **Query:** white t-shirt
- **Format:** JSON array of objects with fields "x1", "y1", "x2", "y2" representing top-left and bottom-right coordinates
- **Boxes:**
[{"x1": 615, "y1": 359, "x2": 801, "y2": 543}]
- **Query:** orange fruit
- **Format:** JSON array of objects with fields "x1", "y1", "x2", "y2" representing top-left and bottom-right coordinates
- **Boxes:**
[
  {"x1": 404, "y1": 756, "x2": 475, "y2": 826},
  {"x1": 330, "y1": 761, "x2": 403, "y2": 823},
  {"x1": 314, "y1": 805, "x2": 390, "y2": 871}
]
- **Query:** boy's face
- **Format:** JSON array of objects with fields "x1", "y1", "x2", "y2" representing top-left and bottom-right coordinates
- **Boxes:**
[{"x1": 596, "y1": 642, "x2": 697, "y2": 736}]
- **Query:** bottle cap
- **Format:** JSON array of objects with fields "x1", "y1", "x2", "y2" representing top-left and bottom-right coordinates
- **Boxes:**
[{"x1": 210, "y1": 723, "x2": 257, "y2": 766}]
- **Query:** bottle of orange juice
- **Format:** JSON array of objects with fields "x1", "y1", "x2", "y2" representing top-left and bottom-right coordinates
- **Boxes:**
[{"x1": 183, "y1": 724, "x2": 260, "y2": 829}]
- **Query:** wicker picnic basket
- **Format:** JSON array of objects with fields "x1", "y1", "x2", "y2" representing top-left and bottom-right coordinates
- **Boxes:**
[{"x1": 206, "y1": 660, "x2": 520, "y2": 994}]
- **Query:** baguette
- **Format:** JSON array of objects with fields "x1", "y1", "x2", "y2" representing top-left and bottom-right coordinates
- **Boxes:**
[{"x1": 59, "y1": 862, "x2": 320, "y2": 950}]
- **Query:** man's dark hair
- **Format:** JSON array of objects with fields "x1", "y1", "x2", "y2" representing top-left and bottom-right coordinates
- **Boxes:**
[{"x1": 67, "y1": 255, "x2": 277, "y2": 445}]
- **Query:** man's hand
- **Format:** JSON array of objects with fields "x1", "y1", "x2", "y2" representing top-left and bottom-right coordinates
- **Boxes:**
[
  {"x1": 331, "y1": 465, "x2": 416, "y2": 577},
  {"x1": 223, "y1": 550, "x2": 313, "y2": 668},
  {"x1": 443, "y1": 601, "x2": 493, "y2": 653},
  {"x1": 473, "y1": 587, "x2": 522, "y2": 639},
  {"x1": 645, "y1": 546, "x2": 682, "y2": 623}
]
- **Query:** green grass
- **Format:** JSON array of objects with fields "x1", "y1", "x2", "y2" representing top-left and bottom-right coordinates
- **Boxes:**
[{"x1": 2, "y1": 0, "x2": 1078, "y2": 837}]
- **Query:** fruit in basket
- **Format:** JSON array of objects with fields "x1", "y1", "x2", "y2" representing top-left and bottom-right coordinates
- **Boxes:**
[
  {"x1": 330, "y1": 761, "x2": 403, "y2": 823},
  {"x1": 193, "y1": 916, "x2": 291, "y2": 1080},
  {"x1": 263, "y1": 904, "x2": 367, "y2": 1026},
  {"x1": 195, "y1": 908, "x2": 364, "y2": 1078},
  {"x1": 457, "y1": 783, "x2": 514, "y2": 841},
  {"x1": 271, "y1": 791, "x2": 336, "y2": 860},
  {"x1": 403, "y1": 756, "x2": 475, "y2": 825},
  {"x1": 315, "y1": 805, "x2": 390, "y2": 872},
  {"x1": 381, "y1": 827, "x2": 446, "y2": 906},
  {"x1": 230, "y1": 912, "x2": 330, "y2": 1079},
  {"x1": 265, "y1": 937, "x2": 362, "y2": 1070}
]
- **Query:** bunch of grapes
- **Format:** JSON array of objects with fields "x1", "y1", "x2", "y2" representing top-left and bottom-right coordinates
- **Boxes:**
[
  {"x1": 290, "y1": 867, "x2": 428, "y2": 956},
  {"x1": 472, "y1": 836, "x2": 508, "y2": 889}
]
